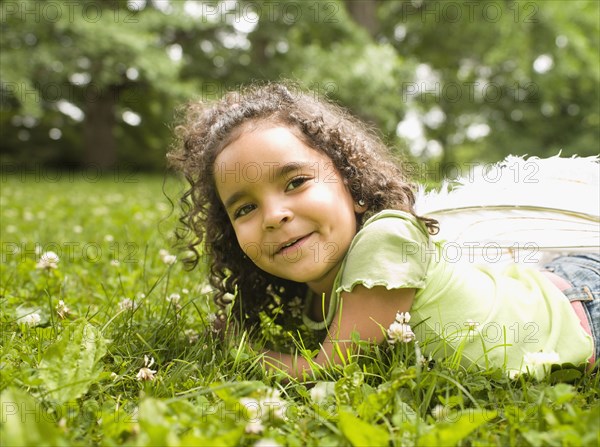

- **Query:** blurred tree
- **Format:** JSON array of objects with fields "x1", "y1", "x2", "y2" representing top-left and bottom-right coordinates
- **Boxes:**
[
  {"x1": 1, "y1": 0, "x2": 597, "y2": 172},
  {"x1": 0, "y1": 0, "x2": 390, "y2": 167},
  {"x1": 344, "y1": 0, "x2": 380, "y2": 37},
  {"x1": 1, "y1": 1, "x2": 204, "y2": 168},
  {"x1": 378, "y1": 0, "x2": 599, "y2": 169},
  {"x1": 1, "y1": 0, "x2": 412, "y2": 168}
]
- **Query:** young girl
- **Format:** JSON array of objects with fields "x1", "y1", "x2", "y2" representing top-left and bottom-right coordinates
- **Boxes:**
[{"x1": 168, "y1": 82, "x2": 598, "y2": 380}]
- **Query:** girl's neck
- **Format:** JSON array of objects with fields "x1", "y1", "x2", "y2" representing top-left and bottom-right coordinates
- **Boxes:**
[{"x1": 306, "y1": 262, "x2": 342, "y2": 297}]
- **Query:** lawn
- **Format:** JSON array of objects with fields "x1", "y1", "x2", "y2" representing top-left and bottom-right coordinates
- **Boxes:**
[{"x1": 1, "y1": 172, "x2": 598, "y2": 446}]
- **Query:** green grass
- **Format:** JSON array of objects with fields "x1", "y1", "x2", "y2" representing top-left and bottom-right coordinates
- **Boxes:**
[{"x1": 1, "y1": 173, "x2": 599, "y2": 446}]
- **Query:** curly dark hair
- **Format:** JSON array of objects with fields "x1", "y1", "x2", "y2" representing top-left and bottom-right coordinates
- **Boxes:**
[{"x1": 167, "y1": 82, "x2": 438, "y2": 328}]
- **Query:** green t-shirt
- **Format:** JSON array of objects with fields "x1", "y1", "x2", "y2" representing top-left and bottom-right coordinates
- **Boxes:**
[{"x1": 303, "y1": 210, "x2": 594, "y2": 377}]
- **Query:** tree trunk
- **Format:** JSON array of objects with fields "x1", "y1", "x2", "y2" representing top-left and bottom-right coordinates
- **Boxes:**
[
  {"x1": 344, "y1": 0, "x2": 379, "y2": 38},
  {"x1": 83, "y1": 87, "x2": 117, "y2": 169}
]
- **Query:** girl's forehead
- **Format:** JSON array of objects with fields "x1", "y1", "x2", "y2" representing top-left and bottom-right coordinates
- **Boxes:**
[
  {"x1": 213, "y1": 126, "x2": 339, "y2": 196},
  {"x1": 215, "y1": 125, "x2": 328, "y2": 165}
]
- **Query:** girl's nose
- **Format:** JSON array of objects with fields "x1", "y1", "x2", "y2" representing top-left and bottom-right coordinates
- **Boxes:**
[{"x1": 262, "y1": 201, "x2": 292, "y2": 230}]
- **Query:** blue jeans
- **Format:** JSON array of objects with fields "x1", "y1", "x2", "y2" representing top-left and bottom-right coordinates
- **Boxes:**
[{"x1": 543, "y1": 253, "x2": 600, "y2": 363}]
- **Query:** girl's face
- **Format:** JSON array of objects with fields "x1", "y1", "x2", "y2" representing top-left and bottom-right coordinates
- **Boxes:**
[{"x1": 214, "y1": 125, "x2": 364, "y2": 296}]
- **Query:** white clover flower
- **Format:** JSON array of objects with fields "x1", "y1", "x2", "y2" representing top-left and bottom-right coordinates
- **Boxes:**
[
  {"x1": 239, "y1": 389, "x2": 288, "y2": 429},
  {"x1": 184, "y1": 329, "x2": 199, "y2": 344},
  {"x1": 162, "y1": 254, "x2": 177, "y2": 265},
  {"x1": 104, "y1": 234, "x2": 114, "y2": 242},
  {"x1": 73, "y1": 225, "x2": 83, "y2": 234},
  {"x1": 309, "y1": 385, "x2": 327, "y2": 404},
  {"x1": 395, "y1": 311, "x2": 411, "y2": 324},
  {"x1": 181, "y1": 288, "x2": 189, "y2": 294},
  {"x1": 309, "y1": 381, "x2": 335, "y2": 404},
  {"x1": 55, "y1": 300, "x2": 70, "y2": 319},
  {"x1": 118, "y1": 298, "x2": 135, "y2": 311},
  {"x1": 431, "y1": 404, "x2": 450, "y2": 421},
  {"x1": 136, "y1": 367, "x2": 156, "y2": 381},
  {"x1": 244, "y1": 419, "x2": 264, "y2": 434},
  {"x1": 110, "y1": 259, "x2": 120, "y2": 267},
  {"x1": 254, "y1": 439, "x2": 282, "y2": 447},
  {"x1": 159, "y1": 249, "x2": 177, "y2": 265},
  {"x1": 240, "y1": 397, "x2": 262, "y2": 420},
  {"x1": 508, "y1": 370, "x2": 521, "y2": 380},
  {"x1": 206, "y1": 313, "x2": 217, "y2": 324},
  {"x1": 524, "y1": 351, "x2": 560, "y2": 366},
  {"x1": 36, "y1": 251, "x2": 59, "y2": 269},
  {"x1": 261, "y1": 389, "x2": 287, "y2": 420},
  {"x1": 19, "y1": 312, "x2": 41, "y2": 327},
  {"x1": 167, "y1": 293, "x2": 181, "y2": 304},
  {"x1": 200, "y1": 283, "x2": 214, "y2": 294},
  {"x1": 136, "y1": 355, "x2": 157, "y2": 381},
  {"x1": 387, "y1": 321, "x2": 415, "y2": 344},
  {"x1": 42, "y1": 251, "x2": 60, "y2": 264}
]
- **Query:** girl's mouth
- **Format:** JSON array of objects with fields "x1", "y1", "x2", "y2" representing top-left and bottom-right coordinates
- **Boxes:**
[{"x1": 276, "y1": 233, "x2": 313, "y2": 256}]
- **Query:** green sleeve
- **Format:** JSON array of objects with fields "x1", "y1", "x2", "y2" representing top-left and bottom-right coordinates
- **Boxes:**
[{"x1": 336, "y1": 210, "x2": 433, "y2": 294}]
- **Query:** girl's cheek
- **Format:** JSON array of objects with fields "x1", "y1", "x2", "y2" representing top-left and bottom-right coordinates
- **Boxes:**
[{"x1": 234, "y1": 226, "x2": 255, "y2": 249}]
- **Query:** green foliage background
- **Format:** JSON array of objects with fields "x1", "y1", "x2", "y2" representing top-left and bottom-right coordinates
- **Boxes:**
[{"x1": 1, "y1": 0, "x2": 598, "y2": 175}]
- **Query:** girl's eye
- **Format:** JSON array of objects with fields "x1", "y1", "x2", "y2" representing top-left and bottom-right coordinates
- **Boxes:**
[
  {"x1": 233, "y1": 204, "x2": 255, "y2": 219},
  {"x1": 286, "y1": 176, "x2": 310, "y2": 192}
]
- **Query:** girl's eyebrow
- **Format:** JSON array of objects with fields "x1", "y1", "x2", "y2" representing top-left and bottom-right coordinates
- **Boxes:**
[
  {"x1": 274, "y1": 161, "x2": 313, "y2": 179},
  {"x1": 222, "y1": 161, "x2": 314, "y2": 211}
]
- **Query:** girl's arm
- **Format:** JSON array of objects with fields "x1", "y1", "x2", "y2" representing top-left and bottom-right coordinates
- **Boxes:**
[{"x1": 262, "y1": 285, "x2": 415, "y2": 380}]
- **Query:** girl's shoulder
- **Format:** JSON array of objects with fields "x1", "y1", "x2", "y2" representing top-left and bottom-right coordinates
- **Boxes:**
[
  {"x1": 362, "y1": 209, "x2": 417, "y2": 225},
  {"x1": 359, "y1": 209, "x2": 430, "y2": 242},
  {"x1": 336, "y1": 209, "x2": 432, "y2": 294}
]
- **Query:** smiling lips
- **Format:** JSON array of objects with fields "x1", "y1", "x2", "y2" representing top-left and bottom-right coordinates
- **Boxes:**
[{"x1": 275, "y1": 233, "x2": 313, "y2": 256}]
